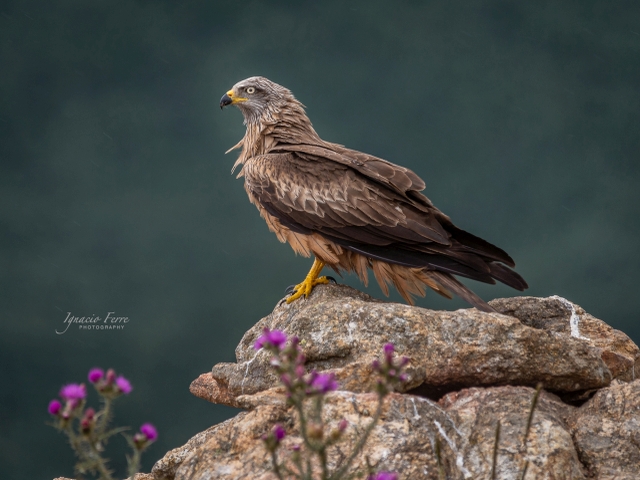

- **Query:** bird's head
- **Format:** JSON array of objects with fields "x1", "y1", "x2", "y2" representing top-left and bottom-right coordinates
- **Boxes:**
[{"x1": 220, "y1": 76, "x2": 294, "y2": 123}]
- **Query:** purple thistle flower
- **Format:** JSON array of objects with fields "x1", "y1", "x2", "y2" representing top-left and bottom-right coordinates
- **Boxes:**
[
  {"x1": 81, "y1": 408, "x2": 95, "y2": 431},
  {"x1": 48, "y1": 399, "x2": 62, "y2": 415},
  {"x1": 105, "y1": 368, "x2": 116, "y2": 384},
  {"x1": 115, "y1": 375, "x2": 132, "y2": 394},
  {"x1": 59, "y1": 383, "x2": 87, "y2": 401},
  {"x1": 294, "y1": 365, "x2": 306, "y2": 379},
  {"x1": 88, "y1": 368, "x2": 104, "y2": 383},
  {"x1": 140, "y1": 423, "x2": 158, "y2": 441},
  {"x1": 273, "y1": 424, "x2": 286, "y2": 442},
  {"x1": 368, "y1": 472, "x2": 399, "y2": 480},
  {"x1": 383, "y1": 343, "x2": 395, "y2": 355},
  {"x1": 254, "y1": 328, "x2": 287, "y2": 351},
  {"x1": 309, "y1": 372, "x2": 339, "y2": 393}
]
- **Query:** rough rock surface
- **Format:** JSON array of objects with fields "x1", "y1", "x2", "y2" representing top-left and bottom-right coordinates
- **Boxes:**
[
  {"x1": 56, "y1": 286, "x2": 637, "y2": 480},
  {"x1": 206, "y1": 285, "x2": 615, "y2": 408},
  {"x1": 490, "y1": 296, "x2": 639, "y2": 382},
  {"x1": 439, "y1": 386, "x2": 584, "y2": 479},
  {"x1": 567, "y1": 379, "x2": 640, "y2": 479},
  {"x1": 154, "y1": 387, "x2": 588, "y2": 480},
  {"x1": 155, "y1": 393, "x2": 455, "y2": 480}
]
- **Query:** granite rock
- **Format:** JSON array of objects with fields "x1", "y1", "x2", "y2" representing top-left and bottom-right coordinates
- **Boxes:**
[
  {"x1": 154, "y1": 386, "x2": 591, "y2": 479},
  {"x1": 440, "y1": 386, "x2": 584, "y2": 479},
  {"x1": 490, "y1": 296, "x2": 639, "y2": 382},
  {"x1": 205, "y1": 285, "x2": 612, "y2": 408},
  {"x1": 567, "y1": 379, "x2": 640, "y2": 479},
  {"x1": 102, "y1": 287, "x2": 639, "y2": 480}
]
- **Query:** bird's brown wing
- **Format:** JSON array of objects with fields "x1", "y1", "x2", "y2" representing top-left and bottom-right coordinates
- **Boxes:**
[
  {"x1": 275, "y1": 143, "x2": 428, "y2": 201},
  {"x1": 244, "y1": 151, "x2": 527, "y2": 290}
]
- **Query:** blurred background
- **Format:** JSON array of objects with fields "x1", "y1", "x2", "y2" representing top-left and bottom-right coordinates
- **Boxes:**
[{"x1": 1, "y1": 1, "x2": 638, "y2": 478}]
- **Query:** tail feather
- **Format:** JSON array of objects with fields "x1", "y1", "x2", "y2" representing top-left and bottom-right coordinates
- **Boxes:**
[
  {"x1": 427, "y1": 271, "x2": 497, "y2": 313},
  {"x1": 488, "y1": 263, "x2": 528, "y2": 291},
  {"x1": 327, "y1": 235, "x2": 525, "y2": 311},
  {"x1": 442, "y1": 221, "x2": 516, "y2": 268}
]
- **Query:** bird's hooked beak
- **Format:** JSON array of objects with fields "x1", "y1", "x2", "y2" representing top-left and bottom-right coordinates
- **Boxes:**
[{"x1": 220, "y1": 90, "x2": 247, "y2": 109}]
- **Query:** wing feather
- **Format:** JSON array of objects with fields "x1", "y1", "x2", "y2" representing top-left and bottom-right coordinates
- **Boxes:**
[{"x1": 244, "y1": 151, "x2": 520, "y2": 290}]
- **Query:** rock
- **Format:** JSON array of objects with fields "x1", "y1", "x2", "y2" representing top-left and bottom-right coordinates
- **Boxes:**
[
  {"x1": 189, "y1": 373, "x2": 237, "y2": 406},
  {"x1": 439, "y1": 386, "x2": 585, "y2": 479},
  {"x1": 132, "y1": 289, "x2": 639, "y2": 480},
  {"x1": 153, "y1": 402, "x2": 289, "y2": 480},
  {"x1": 567, "y1": 379, "x2": 640, "y2": 479},
  {"x1": 490, "y1": 296, "x2": 640, "y2": 382},
  {"x1": 204, "y1": 285, "x2": 611, "y2": 408},
  {"x1": 153, "y1": 386, "x2": 589, "y2": 479},
  {"x1": 151, "y1": 420, "x2": 239, "y2": 480}
]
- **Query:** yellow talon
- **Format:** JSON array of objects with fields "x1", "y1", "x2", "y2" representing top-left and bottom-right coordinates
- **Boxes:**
[{"x1": 286, "y1": 258, "x2": 329, "y2": 303}]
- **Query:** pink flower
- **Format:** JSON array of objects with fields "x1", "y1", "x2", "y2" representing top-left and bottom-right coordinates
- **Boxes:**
[
  {"x1": 368, "y1": 472, "x2": 398, "y2": 480},
  {"x1": 294, "y1": 365, "x2": 305, "y2": 379},
  {"x1": 59, "y1": 383, "x2": 87, "y2": 401},
  {"x1": 105, "y1": 368, "x2": 116, "y2": 384},
  {"x1": 140, "y1": 423, "x2": 158, "y2": 441},
  {"x1": 254, "y1": 328, "x2": 287, "y2": 351},
  {"x1": 81, "y1": 408, "x2": 95, "y2": 432},
  {"x1": 88, "y1": 368, "x2": 104, "y2": 383},
  {"x1": 115, "y1": 376, "x2": 132, "y2": 394},
  {"x1": 308, "y1": 372, "x2": 338, "y2": 394},
  {"x1": 273, "y1": 424, "x2": 286, "y2": 442},
  {"x1": 48, "y1": 399, "x2": 62, "y2": 415}
]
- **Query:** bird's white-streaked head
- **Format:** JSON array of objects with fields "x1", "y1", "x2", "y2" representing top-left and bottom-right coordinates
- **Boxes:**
[{"x1": 220, "y1": 76, "x2": 296, "y2": 124}]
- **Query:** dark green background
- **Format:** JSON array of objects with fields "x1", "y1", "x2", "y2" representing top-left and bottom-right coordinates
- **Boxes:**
[{"x1": 2, "y1": 1, "x2": 638, "y2": 478}]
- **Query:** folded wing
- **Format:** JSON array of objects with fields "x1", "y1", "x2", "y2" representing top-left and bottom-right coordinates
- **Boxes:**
[{"x1": 244, "y1": 150, "x2": 527, "y2": 294}]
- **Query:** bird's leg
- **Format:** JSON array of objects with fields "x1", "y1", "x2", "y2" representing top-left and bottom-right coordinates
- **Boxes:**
[{"x1": 286, "y1": 258, "x2": 330, "y2": 303}]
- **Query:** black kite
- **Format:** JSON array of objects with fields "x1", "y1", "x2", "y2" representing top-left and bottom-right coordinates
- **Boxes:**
[{"x1": 220, "y1": 77, "x2": 527, "y2": 311}]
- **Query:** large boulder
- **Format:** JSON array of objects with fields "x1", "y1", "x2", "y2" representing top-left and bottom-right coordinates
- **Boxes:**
[
  {"x1": 144, "y1": 285, "x2": 639, "y2": 479},
  {"x1": 154, "y1": 387, "x2": 588, "y2": 480},
  {"x1": 202, "y1": 286, "x2": 634, "y2": 408},
  {"x1": 567, "y1": 379, "x2": 640, "y2": 479}
]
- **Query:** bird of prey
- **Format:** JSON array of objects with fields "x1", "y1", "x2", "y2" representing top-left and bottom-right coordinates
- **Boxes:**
[{"x1": 219, "y1": 76, "x2": 527, "y2": 312}]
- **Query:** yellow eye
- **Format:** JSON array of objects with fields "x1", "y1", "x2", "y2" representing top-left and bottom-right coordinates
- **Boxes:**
[{"x1": 246, "y1": 87, "x2": 255, "y2": 94}]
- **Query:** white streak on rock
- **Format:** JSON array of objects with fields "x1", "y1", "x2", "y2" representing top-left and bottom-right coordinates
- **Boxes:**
[
  {"x1": 434, "y1": 420, "x2": 471, "y2": 478},
  {"x1": 347, "y1": 321, "x2": 357, "y2": 343},
  {"x1": 550, "y1": 295, "x2": 590, "y2": 340},
  {"x1": 241, "y1": 351, "x2": 259, "y2": 394},
  {"x1": 414, "y1": 396, "x2": 465, "y2": 439},
  {"x1": 410, "y1": 398, "x2": 421, "y2": 420}
]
